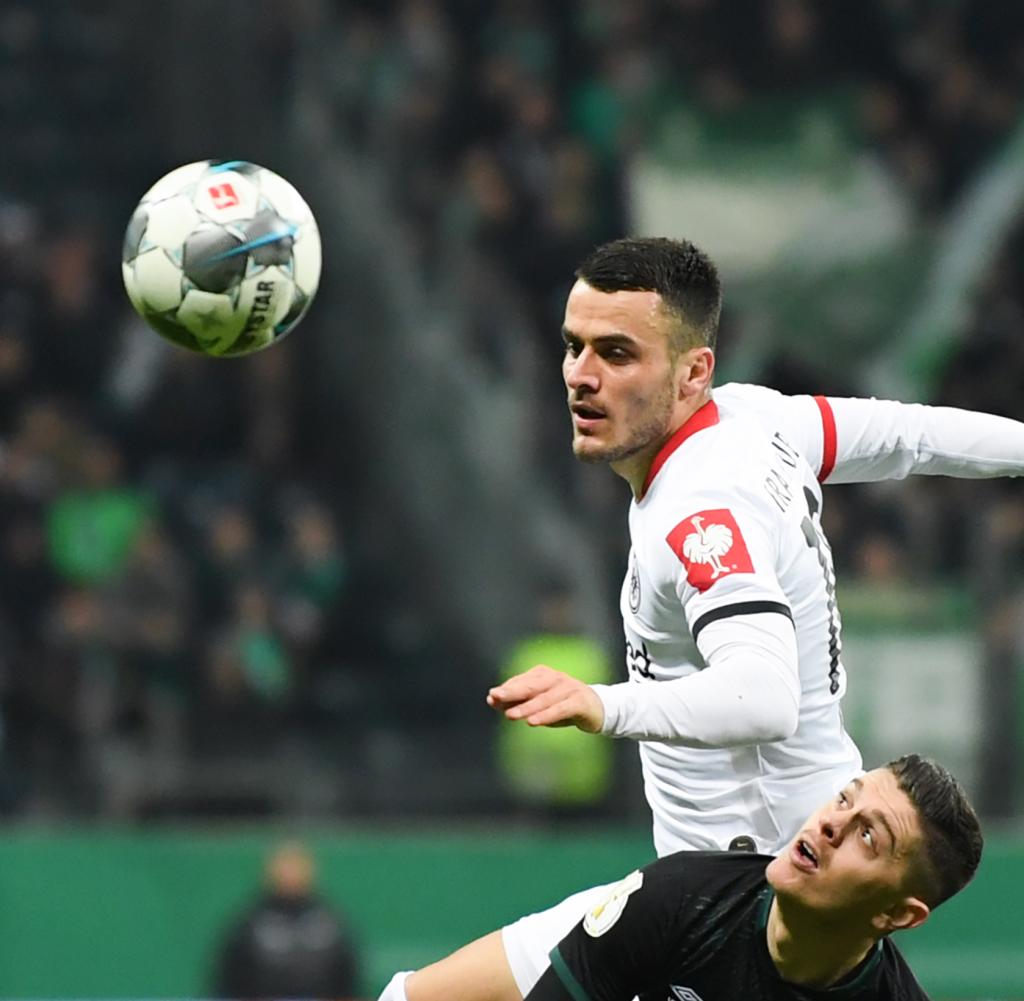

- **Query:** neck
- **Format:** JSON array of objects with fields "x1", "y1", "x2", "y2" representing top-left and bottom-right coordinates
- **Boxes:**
[
  {"x1": 613, "y1": 389, "x2": 713, "y2": 498},
  {"x1": 766, "y1": 896, "x2": 880, "y2": 988},
  {"x1": 612, "y1": 440, "x2": 666, "y2": 498}
]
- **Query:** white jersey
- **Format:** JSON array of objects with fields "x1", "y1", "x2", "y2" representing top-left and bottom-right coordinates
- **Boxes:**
[
  {"x1": 619, "y1": 398, "x2": 858, "y2": 856},
  {"x1": 596, "y1": 383, "x2": 1024, "y2": 857}
]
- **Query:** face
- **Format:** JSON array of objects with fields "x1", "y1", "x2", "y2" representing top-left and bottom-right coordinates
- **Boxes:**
[
  {"x1": 268, "y1": 844, "x2": 314, "y2": 897},
  {"x1": 766, "y1": 769, "x2": 927, "y2": 931},
  {"x1": 562, "y1": 280, "x2": 705, "y2": 479}
]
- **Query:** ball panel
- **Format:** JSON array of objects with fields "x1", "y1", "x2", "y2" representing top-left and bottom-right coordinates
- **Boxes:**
[
  {"x1": 192, "y1": 171, "x2": 259, "y2": 224},
  {"x1": 123, "y1": 206, "x2": 149, "y2": 263},
  {"x1": 143, "y1": 197, "x2": 201, "y2": 253},
  {"x1": 256, "y1": 167, "x2": 315, "y2": 223},
  {"x1": 235, "y1": 265, "x2": 295, "y2": 340},
  {"x1": 275, "y1": 285, "x2": 312, "y2": 338},
  {"x1": 291, "y1": 226, "x2": 322, "y2": 296},
  {"x1": 122, "y1": 261, "x2": 147, "y2": 314},
  {"x1": 225, "y1": 327, "x2": 276, "y2": 357},
  {"x1": 141, "y1": 312, "x2": 205, "y2": 353},
  {"x1": 242, "y1": 209, "x2": 296, "y2": 267},
  {"x1": 131, "y1": 249, "x2": 184, "y2": 311},
  {"x1": 182, "y1": 225, "x2": 247, "y2": 293},
  {"x1": 177, "y1": 289, "x2": 248, "y2": 355}
]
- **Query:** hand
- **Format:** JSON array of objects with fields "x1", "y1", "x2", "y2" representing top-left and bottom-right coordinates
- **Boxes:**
[{"x1": 486, "y1": 665, "x2": 605, "y2": 733}]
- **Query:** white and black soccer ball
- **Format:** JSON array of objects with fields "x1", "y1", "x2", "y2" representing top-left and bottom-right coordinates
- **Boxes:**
[{"x1": 121, "y1": 160, "x2": 321, "y2": 357}]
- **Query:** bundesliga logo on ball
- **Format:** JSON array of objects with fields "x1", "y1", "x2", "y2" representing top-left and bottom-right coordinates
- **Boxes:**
[{"x1": 121, "y1": 160, "x2": 322, "y2": 357}]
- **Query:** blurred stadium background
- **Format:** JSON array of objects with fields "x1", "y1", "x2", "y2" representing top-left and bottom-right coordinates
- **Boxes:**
[{"x1": 1, "y1": 0, "x2": 1023, "y2": 997}]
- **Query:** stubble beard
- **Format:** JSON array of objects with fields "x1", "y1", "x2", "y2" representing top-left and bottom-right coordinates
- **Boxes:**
[{"x1": 570, "y1": 382, "x2": 676, "y2": 466}]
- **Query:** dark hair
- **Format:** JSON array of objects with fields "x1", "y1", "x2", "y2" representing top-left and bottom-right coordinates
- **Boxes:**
[
  {"x1": 574, "y1": 237, "x2": 722, "y2": 353},
  {"x1": 886, "y1": 754, "x2": 983, "y2": 909}
]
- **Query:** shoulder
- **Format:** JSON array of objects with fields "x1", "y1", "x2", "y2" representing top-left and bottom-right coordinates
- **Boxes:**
[
  {"x1": 714, "y1": 383, "x2": 821, "y2": 431},
  {"x1": 641, "y1": 850, "x2": 772, "y2": 897},
  {"x1": 577, "y1": 854, "x2": 770, "y2": 958},
  {"x1": 649, "y1": 411, "x2": 775, "y2": 499},
  {"x1": 707, "y1": 408, "x2": 785, "y2": 472},
  {"x1": 714, "y1": 383, "x2": 785, "y2": 410},
  {"x1": 877, "y1": 940, "x2": 933, "y2": 1001},
  {"x1": 649, "y1": 415, "x2": 791, "y2": 524}
]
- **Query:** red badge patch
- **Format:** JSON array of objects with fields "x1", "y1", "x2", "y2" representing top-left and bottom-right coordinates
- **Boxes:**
[{"x1": 666, "y1": 508, "x2": 754, "y2": 593}]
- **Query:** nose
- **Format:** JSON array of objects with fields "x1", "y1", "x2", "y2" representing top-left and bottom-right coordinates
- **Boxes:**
[
  {"x1": 564, "y1": 346, "x2": 599, "y2": 392},
  {"x1": 818, "y1": 810, "x2": 848, "y2": 845}
]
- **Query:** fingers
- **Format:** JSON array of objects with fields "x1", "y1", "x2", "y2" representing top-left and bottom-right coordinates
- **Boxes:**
[
  {"x1": 515, "y1": 694, "x2": 586, "y2": 728},
  {"x1": 500, "y1": 686, "x2": 575, "y2": 726},
  {"x1": 487, "y1": 666, "x2": 604, "y2": 732},
  {"x1": 487, "y1": 665, "x2": 559, "y2": 709}
]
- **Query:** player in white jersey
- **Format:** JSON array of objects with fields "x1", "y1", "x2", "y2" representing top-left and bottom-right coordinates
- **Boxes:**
[
  {"x1": 603, "y1": 380, "x2": 1024, "y2": 857},
  {"x1": 378, "y1": 237, "x2": 1024, "y2": 1001},
  {"x1": 488, "y1": 240, "x2": 1024, "y2": 861},
  {"x1": 608, "y1": 399, "x2": 855, "y2": 856}
]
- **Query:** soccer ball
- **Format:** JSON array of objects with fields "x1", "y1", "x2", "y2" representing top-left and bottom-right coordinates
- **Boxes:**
[{"x1": 121, "y1": 160, "x2": 321, "y2": 357}]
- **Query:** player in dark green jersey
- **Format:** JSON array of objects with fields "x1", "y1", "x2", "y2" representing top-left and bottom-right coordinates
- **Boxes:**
[
  {"x1": 378, "y1": 754, "x2": 981, "y2": 1001},
  {"x1": 528, "y1": 754, "x2": 981, "y2": 1001}
]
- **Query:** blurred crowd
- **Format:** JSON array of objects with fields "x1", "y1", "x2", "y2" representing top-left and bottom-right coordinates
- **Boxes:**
[
  {"x1": 0, "y1": 218, "x2": 355, "y2": 815},
  {"x1": 320, "y1": 0, "x2": 1024, "y2": 319},
  {"x1": 0, "y1": 0, "x2": 1023, "y2": 819}
]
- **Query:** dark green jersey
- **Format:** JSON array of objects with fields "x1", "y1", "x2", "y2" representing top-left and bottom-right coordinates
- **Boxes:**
[{"x1": 529, "y1": 852, "x2": 929, "y2": 1001}]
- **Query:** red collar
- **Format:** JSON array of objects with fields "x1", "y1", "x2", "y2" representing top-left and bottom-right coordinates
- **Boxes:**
[{"x1": 639, "y1": 399, "x2": 719, "y2": 499}]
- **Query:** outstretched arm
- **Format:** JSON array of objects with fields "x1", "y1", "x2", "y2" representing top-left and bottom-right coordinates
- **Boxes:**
[
  {"x1": 817, "y1": 395, "x2": 1024, "y2": 484},
  {"x1": 488, "y1": 612, "x2": 799, "y2": 747},
  {"x1": 715, "y1": 383, "x2": 1024, "y2": 484},
  {"x1": 379, "y1": 931, "x2": 522, "y2": 1001}
]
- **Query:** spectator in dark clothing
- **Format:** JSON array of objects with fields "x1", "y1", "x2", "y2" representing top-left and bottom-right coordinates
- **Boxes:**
[{"x1": 213, "y1": 840, "x2": 362, "y2": 1000}]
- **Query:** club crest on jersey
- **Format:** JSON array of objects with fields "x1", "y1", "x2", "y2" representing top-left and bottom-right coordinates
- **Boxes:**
[
  {"x1": 583, "y1": 870, "x2": 644, "y2": 937},
  {"x1": 666, "y1": 508, "x2": 754, "y2": 592},
  {"x1": 628, "y1": 555, "x2": 641, "y2": 613}
]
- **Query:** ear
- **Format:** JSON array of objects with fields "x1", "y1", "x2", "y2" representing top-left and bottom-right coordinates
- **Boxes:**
[
  {"x1": 677, "y1": 346, "x2": 715, "y2": 400},
  {"x1": 872, "y1": 896, "x2": 930, "y2": 934}
]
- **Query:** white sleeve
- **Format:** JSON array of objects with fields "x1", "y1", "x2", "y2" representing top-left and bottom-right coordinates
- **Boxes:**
[
  {"x1": 593, "y1": 612, "x2": 799, "y2": 748},
  {"x1": 377, "y1": 972, "x2": 412, "y2": 1001},
  {"x1": 820, "y1": 396, "x2": 1024, "y2": 483},
  {"x1": 714, "y1": 383, "x2": 1024, "y2": 484}
]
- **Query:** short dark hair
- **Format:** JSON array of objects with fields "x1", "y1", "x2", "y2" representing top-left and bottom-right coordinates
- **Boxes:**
[
  {"x1": 574, "y1": 237, "x2": 722, "y2": 353},
  {"x1": 886, "y1": 754, "x2": 983, "y2": 909}
]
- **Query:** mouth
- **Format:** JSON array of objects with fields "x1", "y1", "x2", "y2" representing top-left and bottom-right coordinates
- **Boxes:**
[
  {"x1": 791, "y1": 837, "x2": 820, "y2": 872},
  {"x1": 570, "y1": 402, "x2": 606, "y2": 430}
]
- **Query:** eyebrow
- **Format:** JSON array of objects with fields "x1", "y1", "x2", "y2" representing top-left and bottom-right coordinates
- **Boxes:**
[
  {"x1": 847, "y1": 777, "x2": 898, "y2": 856},
  {"x1": 871, "y1": 810, "x2": 899, "y2": 857},
  {"x1": 560, "y1": 327, "x2": 636, "y2": 347}
]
